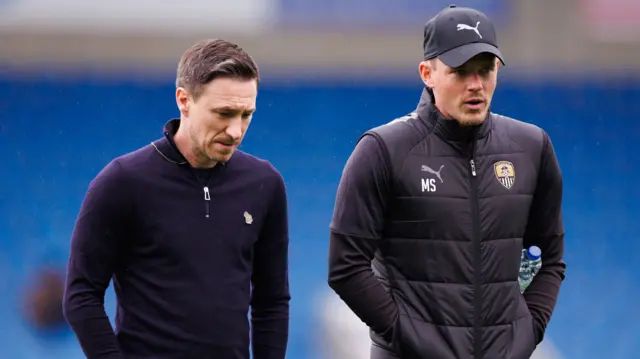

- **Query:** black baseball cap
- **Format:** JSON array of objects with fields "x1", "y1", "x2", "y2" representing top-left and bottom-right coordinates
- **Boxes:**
[{"x1": 423, "y1": 5, "x2": 505, "y2": 68}]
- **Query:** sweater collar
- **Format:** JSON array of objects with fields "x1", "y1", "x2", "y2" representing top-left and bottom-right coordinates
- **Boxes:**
[{"x1": 151, "y1": 118, "x2": 189, "y2": 165}]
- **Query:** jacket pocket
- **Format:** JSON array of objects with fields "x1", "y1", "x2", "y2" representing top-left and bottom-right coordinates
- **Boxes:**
[
  {"x1": 395, "y1": 313, "x2": 461, "y2": 359},
  {"x1": 507, "y1": 315, "x2": 537, "y2": 359}
]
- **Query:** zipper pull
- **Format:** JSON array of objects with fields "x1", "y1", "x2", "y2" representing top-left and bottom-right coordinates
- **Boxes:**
[
  {"x1": 203, "y1": 186, "x2": 211, "y2": 218},
  {"x1": 469, "y1": 159, "x2": 477, "y2": 177}
]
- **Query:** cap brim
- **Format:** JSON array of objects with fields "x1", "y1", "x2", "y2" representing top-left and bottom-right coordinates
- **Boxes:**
[{"x1": 439, "y1": 42, "x2": 505, "y2": 68}]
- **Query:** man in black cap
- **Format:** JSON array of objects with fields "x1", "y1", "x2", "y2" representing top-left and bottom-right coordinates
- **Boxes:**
[{"x1": 328, "y1": 5, "x2": 566, "y2": 359}]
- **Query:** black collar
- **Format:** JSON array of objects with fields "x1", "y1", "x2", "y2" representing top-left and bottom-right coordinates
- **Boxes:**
[
  {"x1": 415, "y1": 88, "x2": 492, "y2": 142},
  {"x1": 150, "y1": 118, "x2": 189, "y2": 165}
]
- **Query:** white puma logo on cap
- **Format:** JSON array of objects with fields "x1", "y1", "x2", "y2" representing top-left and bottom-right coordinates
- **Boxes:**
[{"x1": 457, "y1": 21, "x2": 482, "y2": 38}]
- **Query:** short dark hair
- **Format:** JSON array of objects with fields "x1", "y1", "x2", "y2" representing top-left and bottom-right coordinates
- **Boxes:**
[{"x1": 176, "y1": 39, "x2": 260, "y2": 99}]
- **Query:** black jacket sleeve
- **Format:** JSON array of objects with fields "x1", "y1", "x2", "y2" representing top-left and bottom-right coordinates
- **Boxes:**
[
  {"x1": 522, "y1": 131, "x2": 567, "y2": 344},
  {"x1": 250, "y1": 172, "x2": 291, "y2": 359},
  {"x1": 63, "y1": 160, "x2": 129, "y2": 358},
  {"x1": 328, "y1": 134, "x2": 399, "y2": 339}
]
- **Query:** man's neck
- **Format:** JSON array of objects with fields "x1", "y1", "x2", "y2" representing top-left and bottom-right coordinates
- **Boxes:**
[
  {"x1": 432, "y1": 102, "x2": 454, "y2": 121},
  {"x1": 172, "y1": 125, "x2": 217, "y2": 169}
]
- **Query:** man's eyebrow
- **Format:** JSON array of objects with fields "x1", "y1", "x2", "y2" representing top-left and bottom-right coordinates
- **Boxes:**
[{"x1": 212, "y1": 106, "x2": 255, "y2": 113}]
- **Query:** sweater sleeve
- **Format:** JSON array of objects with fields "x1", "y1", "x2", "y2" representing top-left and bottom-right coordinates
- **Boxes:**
[
  {"x1": 250, "y1": 171, "x2": 291, "y2": 359},
  {"x1": 328, "y1": 134, "x2": 399, "y2": 340},
  {"x1": 522, "y1": 131, "x2": 567, "y2": 344},
  {"x1": 63, "y1": 160, "x2": 130, "y2": 359}
]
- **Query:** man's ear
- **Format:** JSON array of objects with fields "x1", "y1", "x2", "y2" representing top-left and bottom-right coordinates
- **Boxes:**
[
  {"x1": 419, "y1": 61, "x2": 435, "y2": 89},
  {"x1": 176, "y1": 87, "x2": 190, "y2": 117}
]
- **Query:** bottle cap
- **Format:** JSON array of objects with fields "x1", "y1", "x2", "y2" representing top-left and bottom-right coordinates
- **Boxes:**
[{"x1": 526, "y1": 246, "x2": 542, "y2": 260}]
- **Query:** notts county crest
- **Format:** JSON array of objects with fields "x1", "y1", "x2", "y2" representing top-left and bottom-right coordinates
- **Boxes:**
[{"x1": 494, "y1": 161, "x2": 515, "y2": 189}]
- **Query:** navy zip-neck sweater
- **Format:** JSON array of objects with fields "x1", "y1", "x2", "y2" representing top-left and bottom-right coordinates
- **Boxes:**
[{"x1": 63, "y1": 119, "x2": 290, "y2": 359}]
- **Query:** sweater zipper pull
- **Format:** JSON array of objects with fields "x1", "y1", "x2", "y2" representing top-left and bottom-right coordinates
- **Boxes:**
[
  {"x1": 469, "y1": 159, "x2": 477, "y2": 177},
  {"x1": 203, "y1": 186, "x2": 211, "y2": 218}
]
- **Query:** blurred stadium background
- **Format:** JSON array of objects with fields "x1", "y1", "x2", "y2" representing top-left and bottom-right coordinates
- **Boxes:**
[{"x1": 1, "y1": 0, "x2": 638, "y2": 358}]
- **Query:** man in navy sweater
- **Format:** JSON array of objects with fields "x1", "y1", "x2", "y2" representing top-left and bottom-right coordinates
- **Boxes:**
[{"x1": 63, "y1": 39, "x2": 290, "y2": 359}]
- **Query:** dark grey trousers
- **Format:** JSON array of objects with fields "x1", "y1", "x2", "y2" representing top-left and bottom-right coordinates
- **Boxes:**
[{"x1": 370, "y1": 344, "x2": 401, "y2": 359}]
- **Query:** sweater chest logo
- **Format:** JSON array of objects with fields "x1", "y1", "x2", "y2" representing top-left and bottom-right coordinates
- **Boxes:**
[
  {"x1": 244, "y1": 211, "x2": 253, "y2": 225},
  {"x1": 494, "y1": 161, "x2": 515, "y2": 189}
]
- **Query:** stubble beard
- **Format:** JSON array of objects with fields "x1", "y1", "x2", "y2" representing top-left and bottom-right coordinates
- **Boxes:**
[
  {"x1": 456, "y1": 115, "x2": 486, "y2": 127},
  {"x1": 456, "y1": 106, "x2": 489, "y2": 127},
  {"x1": 187, "y1": 127, "x2": 219, "y2": 168}
]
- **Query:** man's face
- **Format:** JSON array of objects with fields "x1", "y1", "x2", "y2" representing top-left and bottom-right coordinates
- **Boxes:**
[
  {"x1": 176, "y1": 77, "x2": 257, "y2": 166},
  {"x1": 420, "y1": 53, "x2": 499, "y2": 126}
]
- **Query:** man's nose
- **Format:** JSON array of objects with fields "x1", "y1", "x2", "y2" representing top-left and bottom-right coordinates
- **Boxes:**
[
  {"x1": 225, "y1": 117, "x2": 243, "y2": 141},
  {"x1": 467, "y1": 73, "x2": 483, "y2": 91}
]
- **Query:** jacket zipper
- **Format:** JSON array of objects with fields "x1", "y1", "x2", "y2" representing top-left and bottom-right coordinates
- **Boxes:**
[
  {"x1": 203, "y1": 186, "x2": 211, "y2": 218},
  {"x1": 469, "y1": 142, "x2": 482, "y2": 359}
]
